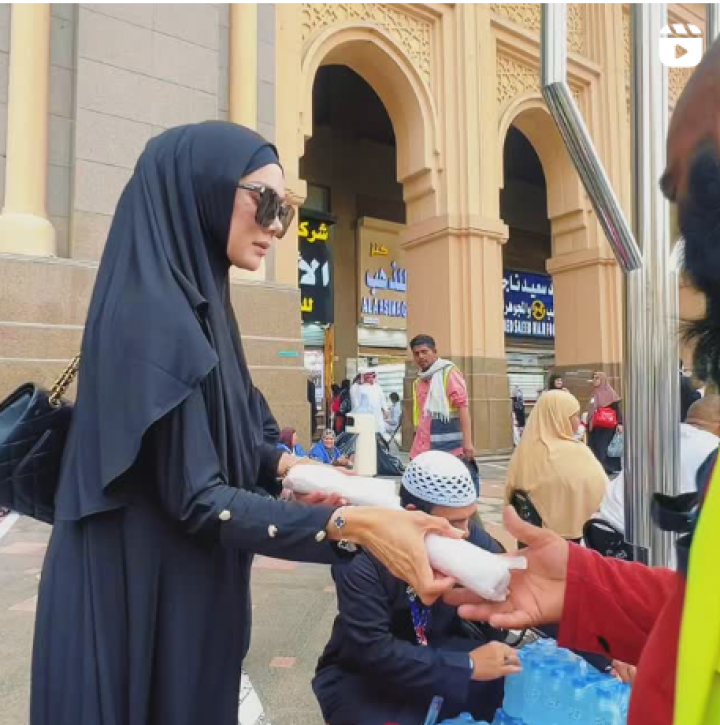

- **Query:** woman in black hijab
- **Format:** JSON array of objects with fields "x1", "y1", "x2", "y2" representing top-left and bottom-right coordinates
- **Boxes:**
[{"x1": 31, "y1": 122, "x2": 458, "y2": 725}]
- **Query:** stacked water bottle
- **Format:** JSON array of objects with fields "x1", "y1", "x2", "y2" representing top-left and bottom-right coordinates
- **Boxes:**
[{"x1": 438, "y1": 638, "x2": 631, "y2": 725}]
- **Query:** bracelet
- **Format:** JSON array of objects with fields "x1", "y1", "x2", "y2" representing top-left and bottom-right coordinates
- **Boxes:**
[{"x1": 331, "y1": 506, "x2": 358, "y2": 553}]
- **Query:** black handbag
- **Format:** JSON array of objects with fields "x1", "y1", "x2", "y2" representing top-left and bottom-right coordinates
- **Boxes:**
[{"x1": 0, "y1": 355, "x2": 80, "y2": 524}]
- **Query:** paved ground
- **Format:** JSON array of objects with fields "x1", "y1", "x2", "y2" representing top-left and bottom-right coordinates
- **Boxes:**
[{"x1": 0, "y1": 460, "x2": 510, "y2": 725}]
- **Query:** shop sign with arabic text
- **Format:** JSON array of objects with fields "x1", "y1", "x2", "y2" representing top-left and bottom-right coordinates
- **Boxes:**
[
  {"x1": 357, "y1": 218, "x2": 407, "y2": 330},
  {"x1": 298, "y1": 213, "x2": 334, "y2": 324},
  {"x1": 503, "y1": 270, "x2": 555, "y2": 340}
]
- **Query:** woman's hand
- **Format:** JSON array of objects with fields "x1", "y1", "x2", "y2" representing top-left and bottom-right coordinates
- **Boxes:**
[
  {"x1": 332, "y1": 507, "x2": 463, "y2": 605},
  {"x1": 445, "y1": 507, "x2": 569, "y2": 629},
  {"x1": 469, "y1": 641, "x2": 522, "y2": 681}
]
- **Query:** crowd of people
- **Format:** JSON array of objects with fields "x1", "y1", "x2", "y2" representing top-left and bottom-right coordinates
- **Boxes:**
[{"x1": 6, "y1": 30, "x2": 720, "y2": 725}]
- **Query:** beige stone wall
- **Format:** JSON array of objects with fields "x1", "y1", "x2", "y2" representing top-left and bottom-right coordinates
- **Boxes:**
[
  {"x1": 70, "y1": 4, "x2": 223, "y2": 261},
  {"x1": 0, "y1": 5, "x2": 9, "y2": 213},
  {"x1": 0, "y1": 2, "x2": 711, "y2": 455},
  {"x1": 0, "y1": 3, "x2": 299, "y2": 438}
]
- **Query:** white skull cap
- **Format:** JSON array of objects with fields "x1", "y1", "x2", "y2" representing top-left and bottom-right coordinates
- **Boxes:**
[{"x1": 402, "y1": 450, "x2": 477, "y2": 507}]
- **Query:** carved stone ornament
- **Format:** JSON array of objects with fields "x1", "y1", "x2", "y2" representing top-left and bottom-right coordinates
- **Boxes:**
[
  {"x1": 669, "y1": 66, "x2": 693, "y2": 107},
  {"x1": 497, "y1": 52, "x2": 583, "y2": 109},
  {"x1": 491, "y1": 3, "x2": 585, "y2": 54},
  {"x1": 301, "y1": 3, "x2": 432, "y2": 84},
  {"x1": 497, "y1": 54, "x2": 540, "y2": 106}
]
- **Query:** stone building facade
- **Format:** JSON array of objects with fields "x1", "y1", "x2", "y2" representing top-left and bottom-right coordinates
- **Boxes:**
[{"x1": 0, "y1": 3, "x2": 706, "y2": 453}]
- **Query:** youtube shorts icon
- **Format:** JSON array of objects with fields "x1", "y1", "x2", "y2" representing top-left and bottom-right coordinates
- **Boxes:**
[{"x1": 659, "y1": 23, "x2": 703, "y2": 67}]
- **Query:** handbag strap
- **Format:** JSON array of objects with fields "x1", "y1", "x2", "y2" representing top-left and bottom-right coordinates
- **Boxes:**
[{"x1": 49, "y1": 354, "x2": 81, "y2": 408}]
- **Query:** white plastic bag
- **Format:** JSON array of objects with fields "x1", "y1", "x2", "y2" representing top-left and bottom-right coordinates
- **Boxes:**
[
  {"x1": 425, "y1": 534, "x2": 527, "y2": 602},
  {"x1": 283, "y1": 465, "x2": 401, "y2": 509}
]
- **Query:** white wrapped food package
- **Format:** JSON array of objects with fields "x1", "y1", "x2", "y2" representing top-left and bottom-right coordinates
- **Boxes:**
[
  {"x1": 425, "y1": 534, "x2": 527, "y2": 602},
  {"x1": 283, "y1": 465, "x2": 401, "y2": 509}
]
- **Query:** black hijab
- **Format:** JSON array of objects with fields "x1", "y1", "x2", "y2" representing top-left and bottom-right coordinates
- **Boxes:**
[{"x1": 56, "y1": 122, "x2": 280, "y2": 520}]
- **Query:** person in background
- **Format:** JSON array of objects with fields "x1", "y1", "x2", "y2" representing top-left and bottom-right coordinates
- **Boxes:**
[
  {"x1": 680, "y1": 360, "x2": 702, "y2": 422},
  {"x1": 385, "y1": 391, "x2": 402, "y2": 436},
  {"x1": 409, "y1": 334, "x2": 475, "y2": 464},
  {"x1": 511, "y1": 386, "x2": 526, "y2": 440},
  {"x1": 313, "y1": 451, "x2": 520, "y2": 725},
  {"x1": 307, "y1": 376, "x2": 318, "y2": 441},
  {"x1": 309, "y1": 429, "x2": 352, "y2": 468},
  {"x1": 506, "y1": 390, "x2": 607, "y2": 541},
  {"x1": 587, "y1": 371, "x2": 623, "y2": 475},
  {"x1": 333, "y1": 379, "x2": 352, "y2": 435},
  {"x1": 546, "y1": 373, "x2": 568, "y2": 392},
  {"x1": 354, "y1": 370, "x2": 388, "y2": 432},
  {"x1": 276, "y1": 427, "x2": 307, "y2": 458},
  {"x1": 596, "y1": 395, "x2": 720, "y2": 535},
  {"x1": 349, "y1": 374, "x2": 362, "y2": 412},
  {"x1": 330, "y1": 383, "x2": 341, "y2": 430}
]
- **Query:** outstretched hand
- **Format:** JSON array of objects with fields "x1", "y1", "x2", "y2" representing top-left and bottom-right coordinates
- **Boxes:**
[
  {"x1": 444, "y1": 507, "x2": 569, "y2": 629},
  {"x1": 345, "y1": 507, "x2": 463, "y2": 605}
]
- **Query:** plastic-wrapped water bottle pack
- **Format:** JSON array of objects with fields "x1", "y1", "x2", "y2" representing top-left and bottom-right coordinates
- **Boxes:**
[{"x1": 438, "y1": 638, "x2": 631, "y2": 725}]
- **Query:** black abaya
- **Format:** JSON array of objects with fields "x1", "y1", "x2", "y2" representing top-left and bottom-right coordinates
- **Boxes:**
[
  {"x1": 31, "y1": 123, "x2": 347, "y2": 725},
  {"x1": 33, "y1": 391, "x2": 343, "y2": 725}
]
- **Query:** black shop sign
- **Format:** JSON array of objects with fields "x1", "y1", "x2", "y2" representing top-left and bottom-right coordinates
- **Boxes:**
[{"x1": 298, "y1": 212, "x2": 335, "y2": 324}]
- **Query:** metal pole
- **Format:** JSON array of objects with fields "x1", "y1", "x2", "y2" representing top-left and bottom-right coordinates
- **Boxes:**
[
  {"x1": 627, "y1": 4, "x2": 679, "y2": 566},
  {"x1": 541, "y1": 5, "x2": 642, "y2": 272},
  {"x1": 541, "y1": 4, "x2": 680, "y2": 566},
  {"x1": 708, "y1": 4, "x2": 720, "y2": 42}
]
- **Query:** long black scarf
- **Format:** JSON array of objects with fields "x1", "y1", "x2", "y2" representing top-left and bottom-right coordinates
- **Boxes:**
[{"x1": 56, "y1": 122, "x2": 279, "y2": 520}]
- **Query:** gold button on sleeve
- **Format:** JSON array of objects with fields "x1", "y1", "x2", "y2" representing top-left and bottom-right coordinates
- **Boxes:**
[
  {"x1": 219, "y1": 509, "x2": 232, "y2": 522},
  {"x1": 268, "y1": 524, "x2": 278, "y2": 538}
]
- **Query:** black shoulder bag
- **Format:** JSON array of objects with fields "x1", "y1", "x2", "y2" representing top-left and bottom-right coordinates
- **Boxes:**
[{"x1": 0, "y1": 354, "x2": 80, "y2": 524}]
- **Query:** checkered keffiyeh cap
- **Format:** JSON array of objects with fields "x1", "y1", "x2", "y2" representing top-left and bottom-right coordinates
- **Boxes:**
[{"x1": 402, "y1": 450, "x2": 477, "y2": 507}]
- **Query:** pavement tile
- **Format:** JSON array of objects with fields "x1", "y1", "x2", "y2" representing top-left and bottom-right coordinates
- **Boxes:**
[
  {"x1": 0, "y1": 542, "x2": 47, "y2": 555},
  {"x1": 253, "y1": 557, "x2": 299, "y2": 571},
  {"x1": 9, "y1": 595, "x2": 37, "y2": 612},
  {"x1": 269, "y1": 657, "x2": 296, "y2": 669}
]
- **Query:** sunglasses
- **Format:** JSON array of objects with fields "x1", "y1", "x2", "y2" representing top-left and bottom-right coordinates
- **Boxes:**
[{"x1": 237, "y1": 182, "x2": 295, "y2": 239}]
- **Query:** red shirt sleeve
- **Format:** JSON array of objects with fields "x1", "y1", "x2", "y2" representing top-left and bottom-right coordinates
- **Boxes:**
[
  {"x1": 446, "y1": 369, "x2": 468, "y2": 408},
  {"x1": 558, "y1": 544, "x2": 678, "y2": 665}
]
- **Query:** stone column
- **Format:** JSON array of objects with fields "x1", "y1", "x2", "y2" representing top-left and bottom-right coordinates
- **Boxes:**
[
  {"x1": 401, "y1": 216, "x2": 513, "y2": 454},
  {"x1": 229, "y1": 3, "x2": 257, "y2": 129},
  {"x1": 229, "y1": 3, "x2": 265, "y2": 281},
  {"x1": 0, "y1": 4, "x2": 55, "y2": 256}
]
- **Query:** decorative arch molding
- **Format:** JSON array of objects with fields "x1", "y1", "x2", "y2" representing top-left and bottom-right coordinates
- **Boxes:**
[
  {"x1": 498, "y1": 94, "x2": 586, "y2": 222},
  {"x1": 300, "y1": 22, "x2": 441, "y2": 215}
]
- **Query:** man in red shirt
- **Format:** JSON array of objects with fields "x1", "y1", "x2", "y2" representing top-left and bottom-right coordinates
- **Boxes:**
[{"x1": 409, "y1": 334, "x2": 475, "y2": 462}]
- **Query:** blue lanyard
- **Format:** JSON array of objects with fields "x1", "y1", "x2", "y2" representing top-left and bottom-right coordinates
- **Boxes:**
[{"x1": 407, "y1": 586, "x2": 432, "y2": 646}]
